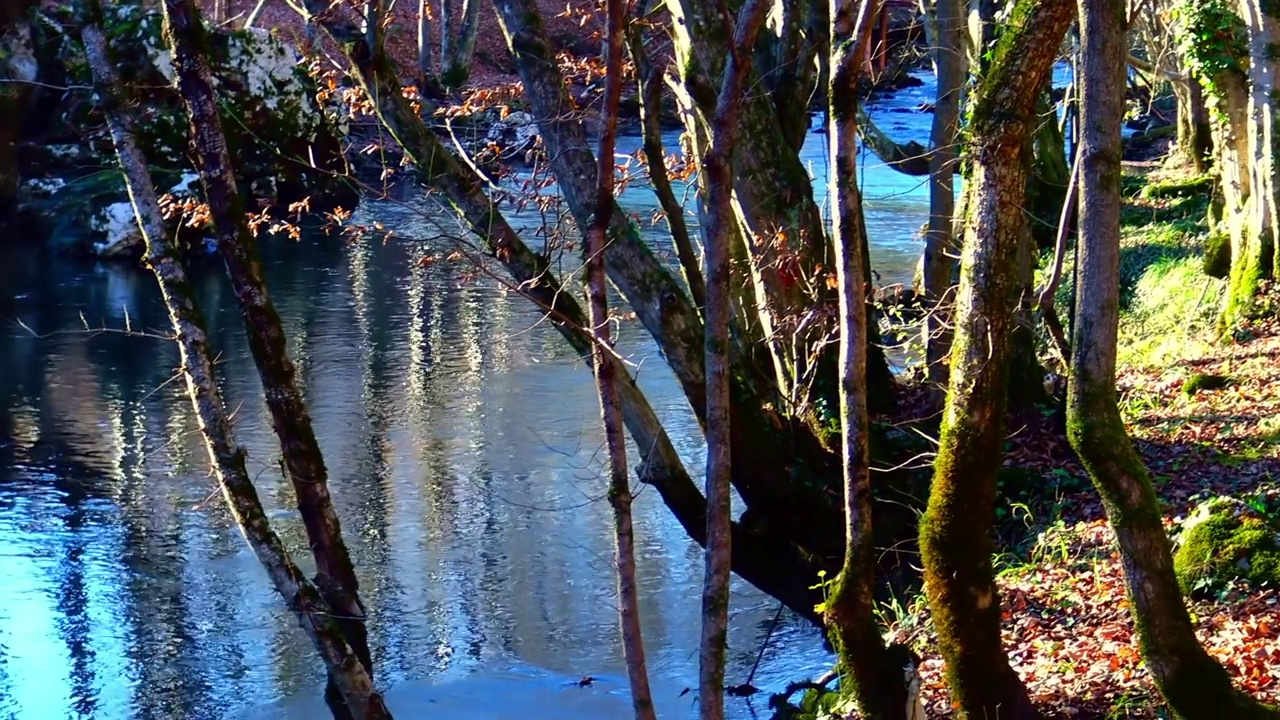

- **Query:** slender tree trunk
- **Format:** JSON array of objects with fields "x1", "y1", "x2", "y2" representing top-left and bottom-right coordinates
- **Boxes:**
[
  {"x1": 80, "y1": 6, "x2": 389, "y2": 717},
  {"x1": 439, "y1": 0, "x2": 452, "y2": 72},
  {"x1": 627, "y1": 22, "x2": 706, "y2": 311},
  {"x1": 158, "y1": 3, "x2": 376, "y2": 717},
  {"x1": 1173, "y1": 77, "x2": 1212, "y2": 172},
  {"x1": 590, "y1": 2, "x2": 655, "y2": 717},
  {"x1": 824, "y1": 0, "x2": 909, "y2": 717},
  {"x1": 922, "y1": 0, "x2": 964, "y2": 388},
  {"x1": 417, "y1": 0, "x2": 432, "y2": 82},
  {"x1": 701, "y1": 5, "x2": 769, "y2": 718},
  {"x1": 918, "y1": 0, "x2": 1073, "y2": 716},
  {"x1": 1071, "y1": 1, "x2": 1280, "y2": 717}
]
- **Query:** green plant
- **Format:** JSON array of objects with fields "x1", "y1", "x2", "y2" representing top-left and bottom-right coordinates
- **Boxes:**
[{"x1": 1171, "y1": 0, "x2": 1248, "y2": 120}]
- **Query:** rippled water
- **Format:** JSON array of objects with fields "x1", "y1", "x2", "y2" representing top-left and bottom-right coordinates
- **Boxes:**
[{"x1": 0, "y1": 79, "x2": 943, "y2": 720}]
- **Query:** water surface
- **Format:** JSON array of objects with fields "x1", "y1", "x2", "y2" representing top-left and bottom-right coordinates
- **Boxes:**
[{"x1": 0, "y1": 82, "x2": 941, "y2": 720}]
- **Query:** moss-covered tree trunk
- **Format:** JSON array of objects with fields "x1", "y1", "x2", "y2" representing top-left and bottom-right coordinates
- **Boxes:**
[
  {"x1": 589, "y1": 2, "x2": 655, "y2": 716},
  {"x1": 1069, "y1": 1, "x2": 1279, "y2": 716},
  {"x1": 918, "y1": 0, "x2": 1074, "y2": 716},
  {"x1": 824, "y1": 0, "x2": 909, "y2": 717},
  {"x1": 158, "y1": 3, "x2": 375, "y2": 717},
  {"x1": 1224, "y1": 0, "x2": 1280, "y2": 326},
  {"x1": 1173, "y1": 76, "x2": 1213, "y2": 172},
  {"x1": 81, "y1": 6, "x2": 390, "y2": 717}
]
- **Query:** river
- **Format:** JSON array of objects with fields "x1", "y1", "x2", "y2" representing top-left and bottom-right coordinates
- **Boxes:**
[{"x1": 0, "y1": 75, "x2": 943, "y2": 720}]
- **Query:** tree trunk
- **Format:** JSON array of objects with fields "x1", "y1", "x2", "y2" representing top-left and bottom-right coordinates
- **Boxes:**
[
  {"x1": 438, "y1": 0, "x2": 452, "y2": 74},
  {"x1": 1069, "y1": 1, "x2": 1280, "y2": 716},
  {"x1": 918, "y1": 0, "x2": 1074, "y2": 716},
  {"x1": 700, "y1": 5, "x2": 769, "y2": 718},
  {"x1": 297, "y1": 1, "x2": 833, "y2": 623},
  {"x1": 80, "y1": 5, "x2": 390, "y2": 717},
  {"x1": 1225, "y1": 0, "x2": 1280, "y2": 326},
  {"x1": 1173, "y1": 76, "x2": 1212, "y2": 172},
  {"x1": 626, "y1": 22, "x2": 706, "y2": 311},
  {"x1": 158, "y1": 3, "x2": 375, "y2": 717},
  {"x1": 417, "y1": 0, "x2": 432, "y2": 82},
  {"x1": 824, "y1": 0, "x2": 909, "y2": 717},
  {"x1": 590, "y1": 2, "x2": 655, "y2": 717},
  {"x1": 922, "y1": 0, "x2": 964, "y2": 388},
  {"x1": 441, "y1": 0, "x2": 480, "y2": 85}
]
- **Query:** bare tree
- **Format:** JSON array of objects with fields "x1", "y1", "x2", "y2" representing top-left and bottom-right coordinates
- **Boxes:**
[
  {"x1": 823, "y1": 0, "x2": 911, "y2": 717},
  {"x1": 588, "y1": 0, "x2": 655, "y2": 716},
  {"x1": 157, "y1": 2, "x2": 378, "y2": 717},
  {"x1": 698, "y1": 1, "x2": 769, "y2": 717},
  {"x1": 1069, "y1": 0, "x2": 1280, "y2": 715},
  {"x1": 79, "y1": 2, "x2": 390, "y2": 717}
]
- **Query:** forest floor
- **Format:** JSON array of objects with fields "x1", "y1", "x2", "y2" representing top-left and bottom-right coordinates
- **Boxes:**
[{"x1": 876, "y1": 157, "x2": 1280, "y2": 718}]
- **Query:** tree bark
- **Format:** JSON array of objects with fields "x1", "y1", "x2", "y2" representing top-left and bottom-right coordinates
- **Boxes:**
[
  {"x1": 590, "y1": 1, "x2": 655, "y2": 717},
  {"x1": 824, "y1": 0, "x2": 909, "y2": 717},
  {"x1": 1070, "y1": 1, "x2": 1280, "y2": 716},
  {"x1": 918, "y1": 0, "x2": 1074, "y2": 717},
  {"x1": 158, "y1": 3, "x2": 375, "y2": 717},
  {"x1": 80, "y1": 6, "x2": 390, "y2": 717},
  {"x1": 700, "y1": 4, "x2": 769, "y2": 717}
]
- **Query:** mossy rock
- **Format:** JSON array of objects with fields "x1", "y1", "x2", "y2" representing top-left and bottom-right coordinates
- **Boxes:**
[
  {"x1": 19, "y1": 2, "x2": 356, "y2": 255},
  {"x1": 1183, "y1": 372, "x2": 1233, "y2": 395},
  {"x1": 1174, "y1": 497, "x2": 1280, "y2": 596},
  {"x1": 1140, "y1": 174, "x2": 1214, "y2": 200},
  {"x1": 1203, "y1": 231, "x2": 1231, "y2": 278}
]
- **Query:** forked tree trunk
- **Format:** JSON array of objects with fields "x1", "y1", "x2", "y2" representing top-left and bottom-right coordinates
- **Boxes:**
[
  {"x1": 824, "y1": 0, "x2": 908, "y2": 717},
  {"x1": 917, "y1": 0, "x2": 1074, "y2": 717},
  {"x1": 1070, "y1": 1, "x2": 1280, "y2": 717},
  {"x1": 590, "y1": 1, "x2": 655, "y2": 717},
  {"x1": 441, "y1": 0, "x2": 480, "y2": 85},
  {"x1": 80, "y1": 5, "x2": 390, "y2": 718},
  {"x1": 158, "y1": 3, "x2": 375, "y2": 717},
  {"x1": 699, "y1": 5, "x2": 770, "y2": 717}
]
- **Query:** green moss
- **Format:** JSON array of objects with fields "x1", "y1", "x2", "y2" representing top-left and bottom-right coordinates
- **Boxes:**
[
  {"x1": 1140, "y1": 174, "x2": 1214, "y2": 199},
  {"x1": 1183, "y1": 372, "x2": 1233, "y2": 395},
  {"x1": 1174, "y1": 498, "x2": 1280, "y2": 595},
  {"x1": 1204, "y1": 232, "x2": 1231, "y2": 278}
]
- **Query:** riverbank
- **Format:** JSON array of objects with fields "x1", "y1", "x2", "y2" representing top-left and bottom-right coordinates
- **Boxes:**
[{"x1": 775, "y1": 155, "x2": 1280, "y2": 719}]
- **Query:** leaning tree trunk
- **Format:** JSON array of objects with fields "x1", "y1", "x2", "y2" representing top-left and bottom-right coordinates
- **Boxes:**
[
  {"x1": 1069, "y1": 0, "x2": 1280, "y2": 715},
  {"x1": 917, "y1": 0, "x2": 1075, "y2": 717},
  {"x1": 158, "y1": 3, "x2": 375, "y2": 717},
  {"x1": 494, "y1": 0, "x2": 849, "y2": 568},
  {"x1": 80, "y1": 5, "x2": 390, "y2": 717},
  {"x1": 590, "y1": 0, "x2": 655, "y2": 716},
  {"x1": 824, "y1": 0, "x2": 909, "y2": 717},
  {"x1": 699, "y1": 5, "x2": 770, "y2": 718}
]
